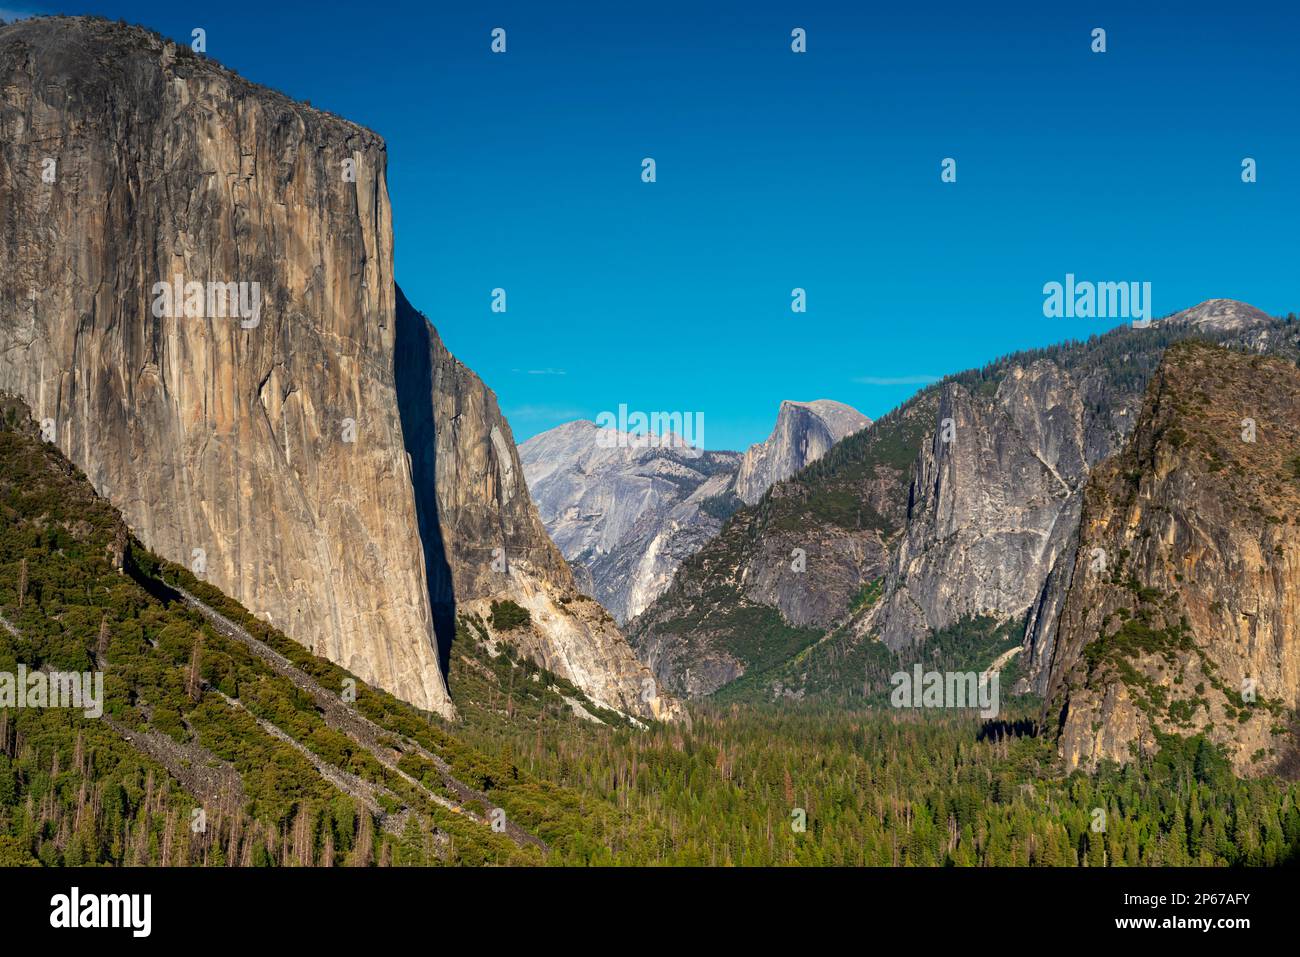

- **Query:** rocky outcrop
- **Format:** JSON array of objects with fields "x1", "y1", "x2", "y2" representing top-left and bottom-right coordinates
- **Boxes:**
[
  {"x1": 522, "y1": 400, "x2": 867, "y2": 625},
  {"x1": 0, "y1": 17, "x2": 454, "y2": 716},
  {"x1": 397, "y1": 295, "x2": 681, "y2": 721},
  {"x1": 1043, "y1": 343, "x2": 1300, "y2": 775},
  {"x1": 1017, "y1": 305, "x2": 1296, "y2": 692},
  {"x1": 1158, "y1": 298, "x2": 1273, "y2": 335},
  {"x1": 734, "y1": 400, "x2": 870, "y2": 504}
]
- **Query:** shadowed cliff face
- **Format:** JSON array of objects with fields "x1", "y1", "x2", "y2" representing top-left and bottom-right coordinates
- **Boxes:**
[
  {"x1": 0, "y1": 17, "x2": 455, "y2": 717},
  {"x1": 1044, "y1": 343, "x2": 1300, "y2": 775},
  {"x1": 394, "y1": 288, "x2": 457, "y2": 679},
  {"x1": 394, "y1": 292, "x2": 682, "y2": 722}
]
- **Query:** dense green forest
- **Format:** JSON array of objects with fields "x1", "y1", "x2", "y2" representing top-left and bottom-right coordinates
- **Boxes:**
[
  {"x1": 2, "y1": 395, "x2": 1299, "y2": 867},
  {"x1": 456, "y1": 700, "x2": 1300, "y2": 866}
]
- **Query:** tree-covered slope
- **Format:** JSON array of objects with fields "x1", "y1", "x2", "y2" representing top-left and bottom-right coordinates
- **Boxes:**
[{"x1": 0, "y1": 394, "x2": 665, "y2": 865}]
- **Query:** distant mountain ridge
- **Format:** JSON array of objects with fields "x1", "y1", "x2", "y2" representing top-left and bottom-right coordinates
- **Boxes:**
[{"x1": 521, "y1": 399, "x2": 870, "y2": 624}]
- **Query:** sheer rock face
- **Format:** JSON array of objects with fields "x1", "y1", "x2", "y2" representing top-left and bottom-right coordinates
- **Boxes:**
[
  {"x1": 521, "y1": 421, "x2": 743, "y2": 624},
  {"x1": 865, "y1": 360, "x2": 1132, "y2": 652},
  {"x1": 1043, "y1": 344, "x2": 1300, "y2": 775},
  {"x1": 1017, "y1": 304, "x2": 1288, "y2": 693},
  {"x1": 0, "y1": 18, "x2": 454, "y2": 716},
  {"x1": 0, "y1": 17, "x2": 682, "y2": 725},
  {"x1": 397, "y1": 297, "x2": 682, "y2": 722},
  {"x1": 521, "y1": 400, "x2": 868, "y2": 626},
  {"x1": 734, "y1": 400, "x2": 871, "y2": 505},
  {"x1": 871, "y1": 301, "x2": 1297, "y2": 696}
]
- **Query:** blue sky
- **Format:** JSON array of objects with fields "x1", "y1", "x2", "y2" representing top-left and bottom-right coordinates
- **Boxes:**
[{"x1": 12, "y1": 1, "x2": 1300, "y2": 450}]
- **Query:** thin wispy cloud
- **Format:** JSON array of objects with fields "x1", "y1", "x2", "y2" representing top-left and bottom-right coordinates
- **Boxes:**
[
  {"x1": 512, "y1": 367, "x2": 567, "y2": 376},
  {"x1": 503, "y1": 404, "x2": 583, "y2": 421},
  {"x1": 853, "y1": 374, "x2": 942, "y2": 386}
]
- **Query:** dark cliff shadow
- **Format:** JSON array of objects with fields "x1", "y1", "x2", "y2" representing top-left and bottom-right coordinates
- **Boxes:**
[
  {"x1": 123, "y1": 552, "x2": 184, "y2": 607},
  {"x1": 394, "y1": 285, "x2": 457, "y2": 681}
]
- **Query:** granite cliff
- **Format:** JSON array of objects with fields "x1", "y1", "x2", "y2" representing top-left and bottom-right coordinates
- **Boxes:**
[
  {"x1": 0, "y1": 17, "x2": 453, "y2": 715},
  {"x1": 0, "y1": 16, "x2": 672, "y2": 723},
  {"x1": 734, "y1": 400, "x2": 870, "y2": 505},
  {"x1": 1043, "y1": 343, "x2": 1300, "y2": 775}
]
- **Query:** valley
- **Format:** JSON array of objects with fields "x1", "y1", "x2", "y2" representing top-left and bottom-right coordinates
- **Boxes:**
[{"x1": 0, "y1": 14, "x2": 1297, "y2": 877}]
